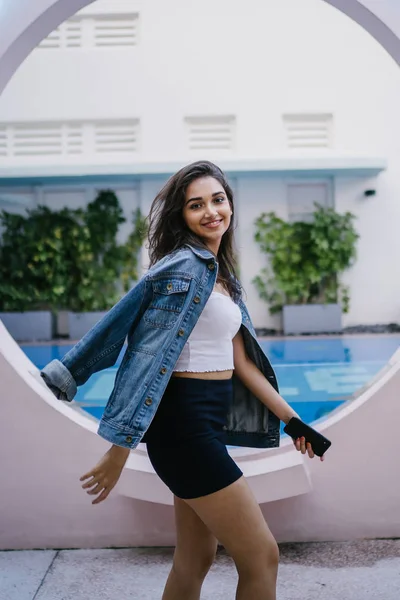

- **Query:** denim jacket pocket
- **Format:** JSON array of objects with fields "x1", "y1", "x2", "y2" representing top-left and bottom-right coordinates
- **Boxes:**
[{"x1": 144, "y1": 277, "x2": 190, "y2": 329}]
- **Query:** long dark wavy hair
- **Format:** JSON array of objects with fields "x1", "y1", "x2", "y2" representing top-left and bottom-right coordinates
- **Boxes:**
[{"x1": 147, "y1": 160, "x2": 241, "y2": 299}]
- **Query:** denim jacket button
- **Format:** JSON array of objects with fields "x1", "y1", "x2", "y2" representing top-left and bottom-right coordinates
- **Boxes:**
[
  {"x1": 208, "y1": 263, "x2": 215, "y2": 271},
  {"x1": 193, "y1": 296, "x2": 200, "y2": 304},
  {"x1": 166, "y1": 283, "x2": 173, "y2": 290},
  {"x1": 145, "y1": 397, "x2": 153, "y2": 406},
  {"x1": 160, "y1": 367, "x2": 167, "y2": 374},
  {"x1": 125, "y1": 435, "x2": 133, "y2": 443},
  {"x1": 178, "y1": 329, "x2": 185, "y2": 336}
]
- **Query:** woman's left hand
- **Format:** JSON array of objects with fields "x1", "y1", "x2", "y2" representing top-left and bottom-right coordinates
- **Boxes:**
[{"x1": 294, "y1": 436, "x2": 325, "y2": 462}]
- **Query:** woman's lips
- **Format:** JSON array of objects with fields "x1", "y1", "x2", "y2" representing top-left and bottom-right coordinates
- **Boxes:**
[{"x1": 202, "y1": 219, "x2": 223, "y2": 228}]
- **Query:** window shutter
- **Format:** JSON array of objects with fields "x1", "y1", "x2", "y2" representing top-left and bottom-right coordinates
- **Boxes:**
[
  {"x1": 38, "y1": 14, "x2": 139, "y2": 49},
  {"x1": 185, "y1": 116, "x2": 236, "y2": 152},
  {"x1": 283, "y1": 114, "x2": 333, "y2": 149},
  {"x1": 0, "y1": 120, "x2": 139, "y2": 159}
]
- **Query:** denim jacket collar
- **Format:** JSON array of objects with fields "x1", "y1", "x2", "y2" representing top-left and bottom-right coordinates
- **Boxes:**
[{"x1": 184, "y1": 243, "x2": 216, "y2": 261}]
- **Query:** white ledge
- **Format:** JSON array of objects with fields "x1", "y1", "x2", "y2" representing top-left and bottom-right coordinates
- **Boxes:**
[
  {"x1": 0, "y1": 155, "x2": 387, "y2": 181},
  {"x1": 119, "y1": 441, "x2": 312, "y2": 505}
]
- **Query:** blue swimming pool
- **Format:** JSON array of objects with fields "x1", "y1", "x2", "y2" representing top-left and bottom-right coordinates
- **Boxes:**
[{"x1": 22, "y1": 335, "x2": 400, "y2": 433}]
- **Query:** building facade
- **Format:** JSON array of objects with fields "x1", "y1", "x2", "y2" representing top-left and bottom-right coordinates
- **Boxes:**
[{"x1": 0, "y1": 0, "x2": 399, "y2": 329}]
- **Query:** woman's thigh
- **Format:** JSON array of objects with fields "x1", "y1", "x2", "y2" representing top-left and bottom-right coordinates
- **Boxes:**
[
  {"x1": 173, "y1": 495, "x2": 218, "y2": 571},
  {"x1": 184, "y1": 476, "x2": 278, "y2": 572}
]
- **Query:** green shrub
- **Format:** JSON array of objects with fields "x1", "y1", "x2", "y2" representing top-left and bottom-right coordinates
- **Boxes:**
[
  {"x1": 0, "y1": 190, "x2": 147, "y2": 312},
  {"x1": 253, "y1": 204, "x2": 359, "y2": 314}
]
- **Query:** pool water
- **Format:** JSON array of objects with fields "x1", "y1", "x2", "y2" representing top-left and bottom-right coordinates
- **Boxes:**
[{"x1": 22, "y1": 336, "x2": 400, "y2": 433}]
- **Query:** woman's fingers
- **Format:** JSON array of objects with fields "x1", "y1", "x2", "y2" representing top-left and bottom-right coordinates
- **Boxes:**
[
  {"x1": 87, "y1": 483, "x2": 104, "y2": 495},
  {"x1": 92, "y1": 487, "x2": 111, "y2": 505},
  {"x1": 81, "y1": 476, "x2": 99, "y2": 490},
  {"x1": 80, "y1": 470, "x2": 94, "y2": 481},
  {"x1": 294, "y1": 437, "x2": 318, "y2": 459},
  {"x1": 306, "y1": 442, "x2": 315, "y2": 459},
  {"x1": 294, "y1": 437, "x2": 326, "y2": 462},
  {"x1": 80, "y1": 470, "x2": 97, "y2": 482}
]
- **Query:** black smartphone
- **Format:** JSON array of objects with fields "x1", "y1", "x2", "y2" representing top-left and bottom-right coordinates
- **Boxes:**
[{"x1": 283, "y1": 417, "x2": 331, "y2": 457}]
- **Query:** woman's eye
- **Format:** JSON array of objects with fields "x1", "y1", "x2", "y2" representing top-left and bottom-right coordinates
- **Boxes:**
[{"x1": 188, "y1": 198, "x2": 225, "y2": 209}]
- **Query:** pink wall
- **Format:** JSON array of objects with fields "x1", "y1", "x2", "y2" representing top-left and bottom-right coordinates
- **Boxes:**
[{"x1": 1, "y1": 321, "x2": 400, "y2": 549}]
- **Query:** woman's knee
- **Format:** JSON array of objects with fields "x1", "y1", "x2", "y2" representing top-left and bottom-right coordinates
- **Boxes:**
[
  {"x1": 236, "y1": 538, "x2": 279, "y2": 578},
  {"x1": 267, "y1": 539, "x2": 280, "y2": 568},
  {"x1": 173, "y1": 544, "x2": 216, "y2": 580}
]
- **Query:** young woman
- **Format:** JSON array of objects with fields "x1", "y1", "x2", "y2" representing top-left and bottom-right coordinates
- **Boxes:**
[{"x1": 41, "y1": 160, "x2": 324, "y2": 600}]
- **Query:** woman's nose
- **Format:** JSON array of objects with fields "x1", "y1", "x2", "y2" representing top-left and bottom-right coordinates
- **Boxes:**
[{"x1": 204, "y1": 205, "x2": 218, "y2": 218}]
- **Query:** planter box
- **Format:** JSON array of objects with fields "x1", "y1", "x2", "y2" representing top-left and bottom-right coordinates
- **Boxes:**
[
  {"x1": 283, "y1": 304, "x2": 342, "y2": 335},
  {"x1": 0, "y1": 311, "x2": 53, "y2": 342},
  {"x1": 68, "y1": 311, "x2": 108, "y2": 340}
]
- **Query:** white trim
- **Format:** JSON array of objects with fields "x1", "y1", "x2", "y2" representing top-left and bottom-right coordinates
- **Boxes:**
[{"x1": 0, "y1": 156, "x2": 387, "y2": 180}]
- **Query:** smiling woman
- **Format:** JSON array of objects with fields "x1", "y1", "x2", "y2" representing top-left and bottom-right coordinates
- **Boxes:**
[
  {"x1": 147, "y1": 160, "x2": 239, "y2": 300},
  {"x1": 182, "y1": 178, "x2": 233, "y2": 256},
  {"x1": 39, "y1": 159, "x2": 322, "y2": 600},
  {"x1": 2, "y1": 0, "x2": 400, "y2": 589}
]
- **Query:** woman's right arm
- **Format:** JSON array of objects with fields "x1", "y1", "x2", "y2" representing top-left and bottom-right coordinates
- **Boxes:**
[{"x1": 41, "y1": 275, "x2": 151, "y2": 401}]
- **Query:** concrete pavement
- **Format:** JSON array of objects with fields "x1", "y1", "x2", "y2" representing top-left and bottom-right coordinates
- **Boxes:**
[{"x1": 1, "y1": 540, "x2": 399, "y2": 600}]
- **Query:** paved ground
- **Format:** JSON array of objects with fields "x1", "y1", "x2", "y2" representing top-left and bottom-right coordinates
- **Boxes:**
[{"x1": 1, "y1": 540, "x2": 399, "y2": 600}]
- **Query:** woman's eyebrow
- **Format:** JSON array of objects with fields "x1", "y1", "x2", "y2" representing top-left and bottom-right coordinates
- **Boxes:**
[{"x1": 186, "y1": 191, "x2": 226, "y2": 204}]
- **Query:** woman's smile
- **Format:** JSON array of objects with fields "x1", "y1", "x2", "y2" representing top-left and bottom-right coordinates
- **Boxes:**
[{"x1": 202, "y1": 218, "x2": 223, "y2": 228}]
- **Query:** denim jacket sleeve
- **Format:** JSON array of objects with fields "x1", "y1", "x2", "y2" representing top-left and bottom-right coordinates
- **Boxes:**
[{"x1": 40, "y1": 277, "x2": 149, "y2": 402}]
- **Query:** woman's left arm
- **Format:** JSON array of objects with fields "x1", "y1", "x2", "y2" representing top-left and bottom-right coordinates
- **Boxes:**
[
  {"x1": 233, "y1": 330, "x2": 323, "y2": 460},
  {"x1": 233, "y1": 330, "x2": 298, "y2": 425}
]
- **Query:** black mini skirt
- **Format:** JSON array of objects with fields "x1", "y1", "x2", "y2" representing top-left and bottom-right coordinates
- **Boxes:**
[{"x1": 144, "y1": 376, "x2": 243, "y2": 499}]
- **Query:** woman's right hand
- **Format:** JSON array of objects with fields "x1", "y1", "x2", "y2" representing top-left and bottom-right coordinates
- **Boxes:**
[{"x1": 80, "y1": 445, "x2": 130, "y2": 504}]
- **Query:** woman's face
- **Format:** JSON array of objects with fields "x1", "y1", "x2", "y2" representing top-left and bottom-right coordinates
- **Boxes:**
[{"x1": 182, "y1": 176, "x2": 232, "y2": 254}]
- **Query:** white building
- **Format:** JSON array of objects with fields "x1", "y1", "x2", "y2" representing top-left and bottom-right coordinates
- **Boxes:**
[{"x1": 0, "y1": 0, "x2": 399, "y2": 329}]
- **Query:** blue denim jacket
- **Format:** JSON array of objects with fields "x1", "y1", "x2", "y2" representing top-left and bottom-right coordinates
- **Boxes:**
[{"x1": 41, "y1": 244, "x2": 280, "y2": 449}]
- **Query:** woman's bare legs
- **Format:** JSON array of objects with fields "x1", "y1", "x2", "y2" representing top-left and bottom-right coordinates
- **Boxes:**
[
  {"x1": 162, "y1": 495, "x2": 218, "y2": 600},
  {"x1": 185, "y1": 476, "x2": 279, "y2": 600}
]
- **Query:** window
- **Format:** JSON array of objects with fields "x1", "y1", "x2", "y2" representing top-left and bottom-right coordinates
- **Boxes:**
[{"x1": 287, "y1": 180, "x2": 333, "y2": 222}]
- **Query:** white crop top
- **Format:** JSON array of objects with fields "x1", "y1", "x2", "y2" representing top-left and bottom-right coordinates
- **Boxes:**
[{"x1": 174, "y1": 291, "x2": 242, "y2": 373}]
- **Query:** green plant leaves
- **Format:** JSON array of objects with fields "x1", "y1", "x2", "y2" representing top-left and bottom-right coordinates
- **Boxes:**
[
  {"x1": 0, "y1": 191, "x2": 147, "y2": 313},
  {"x1": 252, "y1": 203, "x2": 359, "y2": 314}
]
